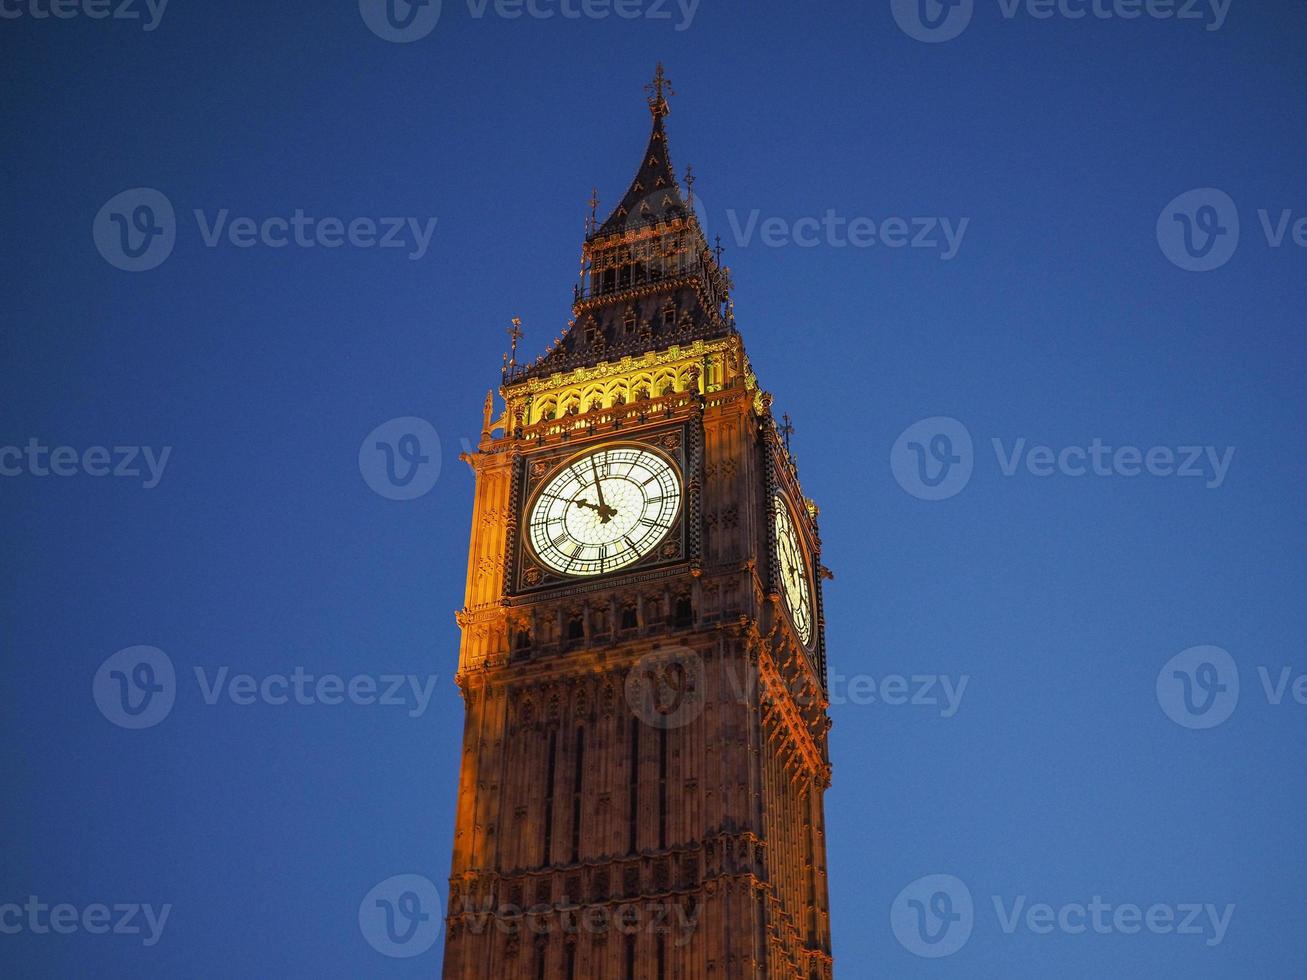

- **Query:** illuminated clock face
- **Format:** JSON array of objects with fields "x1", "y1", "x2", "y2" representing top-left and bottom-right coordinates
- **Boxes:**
[
  {"x1": 773, "y1": 495, "x2": 813, "y2": 646},
  {"x1": 528, "y1": 445, "x2": 682, "y2": 577}
]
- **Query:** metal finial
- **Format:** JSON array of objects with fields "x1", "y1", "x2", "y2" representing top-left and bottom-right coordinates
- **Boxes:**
[
  {"x1": 507, "y1": 317, "x2": 523, "y2": 367},
  {"x1": 586, "y1": 186, "x2": 599, "y2": 235},
  {"x1": 645, "y1": 62, "x2": 674, "y2": 118},
  {"x1": 780, "y1": 412, "x2": 795, "y2": 452}
]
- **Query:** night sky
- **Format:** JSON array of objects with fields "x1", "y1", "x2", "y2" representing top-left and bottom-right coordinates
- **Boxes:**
[{"x1": 3, "y1": 0, "x2": 1305, "y2": 976}]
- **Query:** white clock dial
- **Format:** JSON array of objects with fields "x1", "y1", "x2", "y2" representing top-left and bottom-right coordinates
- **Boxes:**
[
  {"x1": 773, "y1": 495, "x2": 813, "y2": 646},
  {"x1": 528, "y1": 445, "x2": 682, "y2": 577}
]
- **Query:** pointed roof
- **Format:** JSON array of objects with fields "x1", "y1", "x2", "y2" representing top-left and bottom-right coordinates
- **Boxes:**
[
  {"x1": 595, "y1": 63, "x2": 691, "y2": 237},
  {"x1": 505, "y1": 65, "x2": 734, "y2": 385},
  {"x1": 596, "y1": 114, "x2": 688, "y2": 236}
]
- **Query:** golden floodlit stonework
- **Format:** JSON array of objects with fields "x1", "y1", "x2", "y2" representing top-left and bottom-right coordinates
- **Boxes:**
[{"x1": 442, "y1": 65, "x2": 834, "y2": 980}]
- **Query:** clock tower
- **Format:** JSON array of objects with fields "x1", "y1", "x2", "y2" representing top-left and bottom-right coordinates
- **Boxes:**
[{"x1": 442, "y1": 66, "x2": 835, "y2": 980}]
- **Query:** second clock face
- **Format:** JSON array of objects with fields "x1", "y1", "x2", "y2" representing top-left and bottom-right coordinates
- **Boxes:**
[
  {"x1": 528, "y1": 445, "x2": 682, "y2": 577},
  {"x1": 773, "y1": 495, "x2": 813, "y2": 647}
]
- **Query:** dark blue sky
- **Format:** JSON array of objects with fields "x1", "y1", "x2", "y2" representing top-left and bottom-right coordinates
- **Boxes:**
[{"x1": 3, "y1": 1, "x2": 1305, "y2": 977}]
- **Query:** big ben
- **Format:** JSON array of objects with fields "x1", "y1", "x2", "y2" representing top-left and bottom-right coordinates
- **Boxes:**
[{"x1": 443, "y1": 66, "x2": 835, "y2": 980}]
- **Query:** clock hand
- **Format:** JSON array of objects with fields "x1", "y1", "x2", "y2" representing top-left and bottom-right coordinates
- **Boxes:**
[
  {"x1": 573, "y1": 497, "x2": 620, "y2": 525},
  {"x1": 590, "y1": 458, "x2": 617, "y2": 523}
]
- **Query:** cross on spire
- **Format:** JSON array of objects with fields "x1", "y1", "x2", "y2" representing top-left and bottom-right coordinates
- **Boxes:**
[
  {"x1": 780, "y1": 412, "x2": 795, "y2": 452},
  {"x1": 645, "y1": 61, "x2": 674, "y2": 118},
  {"x1": 684, "y1": 165, "x2": 695, "y2": 206},
  {"x1": 507, "y1": 317, "x2": 523, "y2": 366},
  {"x1": 714, "y1": 235, "x2": 725, "y2": 266},
  {"x1": 586, "y1": 186, "x2": 600, "y2": 235}
]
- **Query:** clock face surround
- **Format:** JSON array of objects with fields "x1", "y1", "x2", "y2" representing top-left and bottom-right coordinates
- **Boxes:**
[
  {"x1": 773, "y1": 494, "x2": 813, "y2": 646},
  {"x1": 527, "y1": 444, "x2": 682, "y2": 577}
]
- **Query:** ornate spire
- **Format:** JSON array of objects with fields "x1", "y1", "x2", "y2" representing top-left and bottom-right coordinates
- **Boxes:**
[
  {"x1": 645, "y1": 61, "x2": 674, "y2": 118},
  {"x1": 595, "y1": 76, "x2": 685, "y2": 238},
  {"x1": 509, "y1": 66, "x2": 733, "y2": 384}
]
